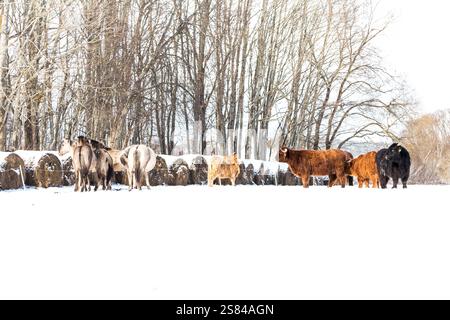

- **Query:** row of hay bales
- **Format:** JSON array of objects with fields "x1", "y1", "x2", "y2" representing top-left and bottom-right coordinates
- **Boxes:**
[
  {"x1": 1, "y1": 151, "x2": 313, "y2": 190},
  {"x1": 0, "y1": 151, "x2": 63, "y2": 190}
]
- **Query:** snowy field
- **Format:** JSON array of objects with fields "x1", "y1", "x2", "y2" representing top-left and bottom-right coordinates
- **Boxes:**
[{"x1": 1, "y1": 184, "x2": 450, "y2": 300}]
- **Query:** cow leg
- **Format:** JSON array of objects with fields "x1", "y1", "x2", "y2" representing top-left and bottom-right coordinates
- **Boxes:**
[
  {"x1": 372, "y1": 176, "x2": 379, "y2": 189},
  {"x1": 328, "y1": 174, "x2": 337, "y2": 188},
  {"x1": 100, "y1": 174, "x2": 106, "y2": 190},
  {"x1": 74, "y1": 171, "x2": 79, "y2": 192},
  {"x1": 358, "y1": 178, "x2": 363, "y2": 188},
  {"x1": 80, "y1": 174, "x2": 85, "y2": 192},
  {"x1": 392, "y1": 172, "x2": 399, "y2": 189},
  {"x1": 135, "y1": 173, "x2": 141, "y2": 190},
  {"x1": 380, "y1": 175, "x2": 388, "y2": 189},
  {"x1": 339, "y1": 175, "x2": 346, "y2": 188},
  {"x1": 86, "y1": 175, "x2": 90, "y2": 192},
  {"x1": 77, "y1": 172, "x2": 82, "y2": 192},
  {"x1": 133, "y1": 172, "x2": 138, "y2": 189},
  {"x1": 347, "y1": 176, "x2": 354, "y2": 186},
  {"x1": 207, "y1": 171, "x2": 212, "y2": 187},
  {"x1": 145, "y1": 172, "x2": 151, "y2": 190},
  {"x1": 364, "y1": 179, "x2": 370, "y2": 188},
  {"x1": 128, "y1": 171, "x2": 133, "y2": 191},
  {"x1": 92, "y1": 173, "x2": 98, "y2": 192},
  {"x1": 81, "y1": 175, "x2": 85, "y2": 192},
  {"x1": 81, "y1": 174, "x2": 87, "y2": 192},
  {"x1": 301, "y1": 175, "x2": 310, "y2": 188},
  {"x1": 401, "y1": 176, "x2": 408, "y2": 189}
]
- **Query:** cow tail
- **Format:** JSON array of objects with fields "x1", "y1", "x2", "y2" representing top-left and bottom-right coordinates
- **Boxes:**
[
  {"x1": 107, "y1": 159, "x2": 114, "y2": 185},
  {"x1": 134, "y1": 146, "x2": 141, "y2": 185},
  {"x1": 79, "y1": 148, "x2": 87, "y2": 177}
]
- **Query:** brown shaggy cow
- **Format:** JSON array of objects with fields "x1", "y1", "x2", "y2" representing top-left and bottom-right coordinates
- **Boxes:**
[
  {"x1": 278, "y1": 147, "x2": 349, "y2": 188},
  {"x1": 347, "y1": 151, "x2": 379, "y2": 188},
  {"x1": 208, "y1": 153, "x2": 240, "y2": 186}
]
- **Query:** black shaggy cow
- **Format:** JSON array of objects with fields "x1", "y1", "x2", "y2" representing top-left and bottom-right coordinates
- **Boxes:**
[{"x1": 376, "y1": 143, "x2": 411, "y2": 189}]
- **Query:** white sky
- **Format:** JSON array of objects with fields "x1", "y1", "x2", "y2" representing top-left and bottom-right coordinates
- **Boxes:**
[{"x1": 375, "y1": 0, "x2": 450, "y2": 114}]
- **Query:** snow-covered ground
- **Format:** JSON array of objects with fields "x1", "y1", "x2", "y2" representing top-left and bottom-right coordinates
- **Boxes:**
[{"x1": 1, "y1": 184, "x2": 450, "y2": 299}]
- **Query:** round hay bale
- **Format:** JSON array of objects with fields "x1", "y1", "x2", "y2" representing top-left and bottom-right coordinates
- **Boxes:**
[
  {"x1": 0, "y1": 152, "x2": 26, "y2": 190},
  {"x1": 235, "y1": 163, "x2": 248, "y2": 185},
  {"x1": 244, "y1": 163, "x2": 255, "y2": 185},
  {"x1": 283, "y1": 168, "x2": 300, "y2": 186},
  {"x1": 189, "y1": 156, "x2": 208, "y2": 185},
  {"x1": 15, "y1": 151, "x2": 63, "y2": 188},
  {"x1": 264, "y1": 171, "x2": 276, "y2": 185},
  {"x1": 170, "y1": 158, "x2": 189, "y2": 186},
  {"x1": 148, "y1": 156, "x2": 169, "y2": 186},
  {"x1": 261, "y1": 162, "x2": 278, "y2": 186},
  {"x1": 254, "y1": 162, "x2": 265, "y2": 186},
  {"x1": 59, "y1": 155, "x2": 75, "y2": 186}
]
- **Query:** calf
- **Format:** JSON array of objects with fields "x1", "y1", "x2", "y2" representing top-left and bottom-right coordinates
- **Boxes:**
[
  {"x1": 347, "y1": 151, "x2": 379, "y2": 188},
  {"x1": 208, "y1": 153, "x2": 240, "y2": 186},
  {"x1": 376, "y1": 143, "x2": 411, "y2": 189}
]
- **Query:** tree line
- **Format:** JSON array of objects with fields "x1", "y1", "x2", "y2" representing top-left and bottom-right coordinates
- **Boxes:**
[{"x1": 0, "y1": 0, "x2": 411, "y2": 160}]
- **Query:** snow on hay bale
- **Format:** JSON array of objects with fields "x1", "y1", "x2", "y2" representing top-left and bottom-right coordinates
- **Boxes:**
[
  {"x1": 242, "y1": 160, "x2": 275, "y2": 185},
  {"x1": 262, "y1": 161, "x2": 279, "y2": 185},
  {"x1": 253, "y1": 162, "x2": 266, "y2": 186},
  {"x1": 252, "y1": 161, "x2": 278, "y2": 185},
  {"x1": 168, "y1": 158, "x2": 190, "y2": 186},
  {"x1": 148, "y1": 155, "x2": 169, "y2": 186},
  {"x1": 0, "y1": 152, "x2": 26, "y2": 190},
  {"x1": 15, "y1": 151, "x2": 63, "y2": 188},
  {"x1": 188, "y1": 155, "x2": 208, "y2": 185}
]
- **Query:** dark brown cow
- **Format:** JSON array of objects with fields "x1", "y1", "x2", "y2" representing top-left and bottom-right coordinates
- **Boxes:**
[
  {"x1": 278, "y1": 147, "x2": 349, "y2": 188},
  {"x1": 347, "y1": 151, "x2": 379, "y2": 188}
]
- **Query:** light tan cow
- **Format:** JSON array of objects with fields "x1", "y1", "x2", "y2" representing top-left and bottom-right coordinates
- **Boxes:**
[{"x1": 208, "y1": 153, "x2": 240, "y2": 187}]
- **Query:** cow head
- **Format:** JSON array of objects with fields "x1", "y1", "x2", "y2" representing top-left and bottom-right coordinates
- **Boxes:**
[
  {"x1": 231, "y1": 152, "x2": 239, "y2": 165},
  {"x1": 386, "y1": 143, "x2": 403, "y2": 163},
  {"x1": 278, "y1": 147, "x2": 289, "y2": 163},
  {"x1": 59, "y1": 138, "x2": 74, "y2": 156},
  {"x1": 346, "y1": 158, "x2": 354, "y2": 174}
]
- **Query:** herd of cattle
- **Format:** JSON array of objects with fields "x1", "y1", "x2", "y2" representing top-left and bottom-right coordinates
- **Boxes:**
[
  {"x1": 279, "y1": 143, "x2": 411, "y2": 189},
  {"x1": 59, "y1": 136, "x2": 411, "y2": 192}
]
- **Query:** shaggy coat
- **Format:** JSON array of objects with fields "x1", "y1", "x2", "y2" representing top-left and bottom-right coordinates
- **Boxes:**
[
  {"x1": 71, "y1": 143, "x2": 93, "y2": 192},
  {"x1": 348, "y1": 151, "x2": 379, "y2": 188},
  {"x1": 376, "y1": 143, "x2": 411, "y2": 189},
  {"x1": 278, "y1": 147, "x2": 349, "y2": 188},
  {"x1": 77, "y1": 136, "x2": 114, "y2": 191},
  {"x1": 59, "y1": 137, "x2": 114, "y2": 191},
  {"x1": 208, "y1": 153, "x2": 240, "y2": 186}
]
